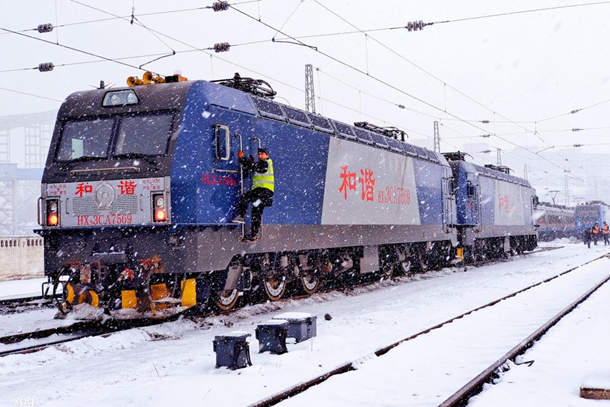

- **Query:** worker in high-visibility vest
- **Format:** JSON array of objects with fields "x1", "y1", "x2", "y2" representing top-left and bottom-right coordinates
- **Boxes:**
[
  {"x1": 603, "y1": 221, "x2": 610, "y2": 246},
  {"x1": 231, "y1": 147, "x2": 274, "y2": 243},
  {"x1": 592, "y1": 222, "x2": 600, "y2": 245}
]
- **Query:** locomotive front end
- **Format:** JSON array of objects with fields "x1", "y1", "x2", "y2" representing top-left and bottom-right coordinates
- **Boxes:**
[{"x1": 37, "y1": 81, "x2": 197, "y2": 318}]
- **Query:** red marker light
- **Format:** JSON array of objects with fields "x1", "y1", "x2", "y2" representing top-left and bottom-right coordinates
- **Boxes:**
[
  {"x1": 152, "y1": 194, "x2": 167, "y2": 222},
  {"x1": 155, "y1": 208, "x2": 166, "y2": 221},
  {"x1": 48, "y1": 213, "x2": 58, "y2": 226},
  {"x1": 46, "y1": 199, "x2": 59, "y2": 226}
]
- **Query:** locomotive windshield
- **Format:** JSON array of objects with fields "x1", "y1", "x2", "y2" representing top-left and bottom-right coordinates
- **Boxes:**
[
  {"x1": 57, "y1": 117, "x2": 114, "y2": 161},
  {"x1": 55, "y1": 112, "x2": 174, "y2": 162},
  {"x1": 114, "y1": 112, "x2": 173, "y2": 157},
  {"x1": 575, "y1": 206, "x2": 599, "y2": 219}
]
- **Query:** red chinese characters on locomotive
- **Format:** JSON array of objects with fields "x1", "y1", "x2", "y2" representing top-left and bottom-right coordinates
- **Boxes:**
[
  {"x1": 75, "y1": 183, "x2": 93, "y2": 197},
  {"x1": 201, "y1": 173, "x2": 237, "y2": 186},
  {"x1": 498, "y1": 194, "x2": 510, "y2": 212},
  {"x1": 339, "y1": 165, "x2": 375, "y2": 202},
  {"x1": 118, "y1": 180, "x2": 136, "y2": 195}
]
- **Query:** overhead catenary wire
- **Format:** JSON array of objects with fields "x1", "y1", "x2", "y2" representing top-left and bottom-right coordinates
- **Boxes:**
[
  {"x1": 272, "y1": 1, "x2": 610, "y2": 40},
  {"x1": 228, "y1": 3, "x2": 594, "y2": 185},
  {"x1": 2, "y1": 1, "x2": 602, "y2": 186},
  {"x1": 0, "y1": 25, "x2": 160, "y2": 74},
  {"x1": 0, "y1": 0, "x2": 266, "y2": 36},
  {"x1": 304, "y1": 0, "x2": 607, "y2": 177},
  {"x1": 0, "y1": 86, "x2": 63, "y2": 103},
  {"x1": 536, "y1": 98, "x2": 610, "y2": 123}
]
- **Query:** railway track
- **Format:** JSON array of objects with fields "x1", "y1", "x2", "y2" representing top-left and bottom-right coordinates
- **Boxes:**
[
  {"x1": 0, "y1": 294, "x2": 55, "y2": 315},
  {"x1": 244, "y1": 251, "x2": 610, "y2": 407},
  {"x1": 0, "y1": 312, "x2": 187, "y2": 358},
  {"x1": 0, "y1": 246, "x2": 562, "y2": 357}
]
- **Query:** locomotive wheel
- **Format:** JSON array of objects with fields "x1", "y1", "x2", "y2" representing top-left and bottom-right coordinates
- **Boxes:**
[
  {"x1": 416, "y1": 252, "x2": 430, "y2": 272},
  {"x1": 300, "y1": 271, "x2": 321, "y2": 295},
  {"x1": 215, "y1": 289, "x2": 240, "y2": 311},
  {"x1": 380, "y1": 265, "x2": 394, "y2": 280},
  {"x1": 263, "y1": 274, "x2": 287, "y2": 301},
  {"x1": 399, "y1": 260, "x2": 412, "y2": 274}
]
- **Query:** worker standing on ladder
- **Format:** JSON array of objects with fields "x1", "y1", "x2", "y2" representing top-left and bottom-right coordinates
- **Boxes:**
[{"x1": 231, "y1": 148, "x2": 274, "y2": 243}]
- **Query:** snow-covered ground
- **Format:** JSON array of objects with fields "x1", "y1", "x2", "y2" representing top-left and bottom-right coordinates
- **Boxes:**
[
  {"x1": 0, "y1": 277, "x2": 46, "y2": 299},
  {"x1": 0, "y1": 242, "x2": 608, "y2": 407}
]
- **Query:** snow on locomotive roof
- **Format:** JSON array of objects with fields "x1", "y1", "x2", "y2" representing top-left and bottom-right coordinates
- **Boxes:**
[
  {"x1": 470, "y1": 162, "x2": 531, "y2": 187},
  {"x1": 251, "y1": 95, "x2": 441, "y2": 164}
]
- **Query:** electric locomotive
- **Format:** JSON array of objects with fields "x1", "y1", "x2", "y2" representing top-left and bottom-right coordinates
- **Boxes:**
[
  {"x1": 574, "y1": 201, "x2": 610, "y2": 235},
  {"x1": 444, "y1": 153, "x2": 538, "y2": 261},
  {"x1": 37, "y1": 72, "x2": 459, "y2": 317}
]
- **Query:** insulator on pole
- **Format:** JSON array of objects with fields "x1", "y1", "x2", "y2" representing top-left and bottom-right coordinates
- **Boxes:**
[
  {"x1": 212, "y1": 1, "x2": 229, "y2": 12},
  {"x1": 213, "y1": 42, "x2": 231, "y2": 53},
  {"x1": 37, "y1": 23, "x2": 54, "y2": 33},
  {"x1": 38, "y1": 62, "x2": 54, "y2": 72},
  {"x1": 406, "y1": 20, "x2": 425, "y2": 32}
]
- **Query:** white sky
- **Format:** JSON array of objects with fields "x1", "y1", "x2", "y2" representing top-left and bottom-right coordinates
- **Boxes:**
[{"x1": 1, "y1": 0, "x2": 609, "y2": 202}]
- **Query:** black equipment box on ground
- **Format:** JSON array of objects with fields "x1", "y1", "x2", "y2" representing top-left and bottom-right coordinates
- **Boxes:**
[
  {"x1": 272, "y1": 312, "x2": 317, "y2": 343},
  {"x1": 255, "y1": 320, "x2": 289, "y2": 354},
  {"x1": 213, "y1": 331, "x2": 252, "y2": 369}
]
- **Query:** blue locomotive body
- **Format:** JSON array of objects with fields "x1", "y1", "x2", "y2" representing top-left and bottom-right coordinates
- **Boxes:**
[{"x1": 37, "y1": 78, "x2": 461, "y2": 314}]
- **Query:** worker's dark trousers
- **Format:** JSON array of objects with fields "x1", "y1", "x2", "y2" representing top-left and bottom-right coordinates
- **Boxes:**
[
  {"x1": 236, "y1": 188, "x2": 273, "y2": 237},
  {"x1": 604, "y1": 234, "x2": 609, "y2": 245},
  {"x1": 593, "y1": 234, "x2": 599, "y2": 245}
]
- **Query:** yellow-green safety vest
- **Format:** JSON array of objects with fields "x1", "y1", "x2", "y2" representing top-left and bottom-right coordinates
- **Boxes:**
[{"x1": 252, "y1": 158, "x2": 275, "y2": 192}]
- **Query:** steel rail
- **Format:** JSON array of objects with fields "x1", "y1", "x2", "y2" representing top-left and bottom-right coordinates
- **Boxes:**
[
  {"x1": 245, "y1": 251, "x2": 609, "y2": 407},
  {"x1": 439, "y1": 271, "x2": 610, "y2": 407},
  {"x1": 0, "y1": 313, "x2": 185, "y2": 358}
]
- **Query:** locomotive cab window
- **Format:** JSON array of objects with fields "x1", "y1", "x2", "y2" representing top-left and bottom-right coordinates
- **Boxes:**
[
  {"x1": 467, "y1": 181, "x2": 476, "y2": 197},
  {"x1": 113, "y1": 112, "x2": 173, "y2": 157},
  {"x1": 56, "y1": 118, "x2": 115, "y2": 161},
  {"x1": 214, "y1": 124, "x2": 231, "y2": 161}
]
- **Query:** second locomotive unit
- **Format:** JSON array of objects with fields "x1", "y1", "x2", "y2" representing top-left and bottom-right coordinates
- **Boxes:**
[{"x1": 37, "y1": 72, "x2": 537, "y2": 317}]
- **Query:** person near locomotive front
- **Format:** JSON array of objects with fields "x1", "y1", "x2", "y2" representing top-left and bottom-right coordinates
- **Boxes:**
[
  {"x1": 603, "y1": 221, "x2": 610, "y2": 245},
  {"x1": 231, "y1": 147, "x2": 274, "y2": 243},
  {"x1": 582, "y1": 227, "x2": 592, "y2": 249},
  {"x1": 592, "y1": 222, "x2": 600, "y2": 245}
]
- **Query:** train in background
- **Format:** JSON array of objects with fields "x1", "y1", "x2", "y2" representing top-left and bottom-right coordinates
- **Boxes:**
[
  {"x1": 536, "y1": 202, "x2": 576, "y2": 241},
  {"x1": 574, "y1": 201, "x2": 610, "y2": 235},
  {"x1": 36, "y1": 72, "x2": 538, "y2": 319}
]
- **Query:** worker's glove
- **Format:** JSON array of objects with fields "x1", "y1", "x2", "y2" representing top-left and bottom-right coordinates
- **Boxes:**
[{"x1": 238, "y1": 150, "x2": 245, "y2": 159}]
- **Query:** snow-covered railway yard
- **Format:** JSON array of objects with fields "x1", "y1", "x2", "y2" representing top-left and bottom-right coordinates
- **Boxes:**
[{"x1": 1, "y1": 242, "x2": 608, "y2": 407}]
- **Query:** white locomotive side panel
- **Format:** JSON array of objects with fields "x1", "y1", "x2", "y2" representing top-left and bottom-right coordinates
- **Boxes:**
[
  {"x1": 321, "y1": 138, "x2": 421, "y2": 225},
  {"x1": 45, "y1": 177, "x2": 166, "y2": 227},
  {"x1": 494, "y1": 179, "x2": 526, "y2": 226}
]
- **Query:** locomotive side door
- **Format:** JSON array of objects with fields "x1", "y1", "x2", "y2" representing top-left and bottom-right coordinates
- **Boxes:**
[
  {"x1": 441, "y1": 175, "x2": 455, "y2": 233},
  {"x1": 211, "y1": 123, "x2": 244, "y2": 226}
]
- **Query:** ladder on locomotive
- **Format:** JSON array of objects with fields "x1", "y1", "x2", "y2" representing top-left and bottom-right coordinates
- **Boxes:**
[{"x1": 234, "y1": 133, "x2": 264, "y2": 242}]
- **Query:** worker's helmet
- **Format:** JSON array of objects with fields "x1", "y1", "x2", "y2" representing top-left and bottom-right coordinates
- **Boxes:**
[{"x1": 258, "y1": 148, "x2": 269, "y2": 155}]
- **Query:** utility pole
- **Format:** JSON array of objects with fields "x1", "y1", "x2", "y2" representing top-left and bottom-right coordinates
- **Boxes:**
[
  {"x1": 523, "y1": 164, "x2": 528, "y2": 181},
  {"x1": 433, "y1": 121, "x2": 440, "y2": 153},
  {"x1": 305, "y1": 64, "x2": 316, "y2": 114},
  {"x1": 565, "y1": 175, "x2": 570, "y2": 206},
  {"x1": 496, "y1": 148, "x2": 502, "y2": 166}
]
